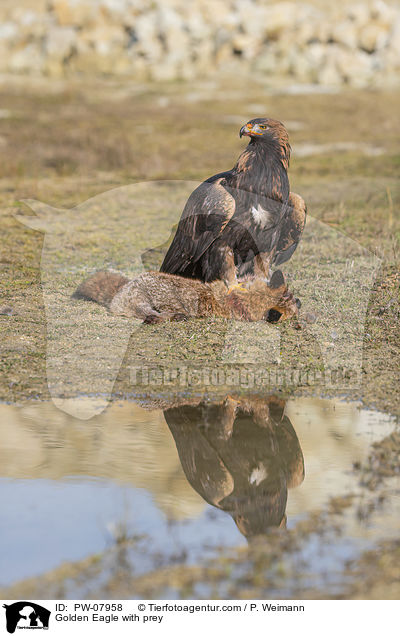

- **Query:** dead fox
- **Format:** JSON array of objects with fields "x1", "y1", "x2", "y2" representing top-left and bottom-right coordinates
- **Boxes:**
[{"x1": 73, "y1": 270, "x2": 300, "y2": 324}]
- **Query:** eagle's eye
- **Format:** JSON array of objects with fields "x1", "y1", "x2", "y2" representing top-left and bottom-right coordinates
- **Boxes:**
[{"x1": 259, "y1": 125, "x2": 267, "y2": 130}]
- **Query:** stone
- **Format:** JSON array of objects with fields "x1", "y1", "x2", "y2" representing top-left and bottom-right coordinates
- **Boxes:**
[
  {"x1": 289, "y1": 51, "x2": 314, "y2": 82},
  {"x1": 335, "y1": 48, "x2": 375, "y2": 87},
  {"x1": 370, "y1": 0, "x2": 398, "y2": 25},
  {"x1": 358, "y1": 22, "x2": 390, "y2": 53},
  {"x1": 187, "y1": 16, "x2": 209, "y2": 40},
  {"x1": 253, "y1": 48, "x2": 279, "y2": 74},
  {"x1": 100, "y1": 0, "x2": 141, "y2": 23},
  {"x1": 9, "y1": 43, "x2": 44, "y2": 74},
  {"x1": 81, "y1": 24, "x2": 126, "y2": 56},
  {"x1": 294, "y1": 19, "x2": 322, "y2": 46},
  {"x1": 131, "y1": 12, "x2": 163, "y2": 61},
  {"x1": 50, "y1": 0, "x2": 97, "y2": 28},
  {"x1": 231, "y1": 33, "x2": 259, "y2": 60},
  {"x1": 331, "y1": 21, "x2": 358, "y2": 48},
  {"x1": 45, "y1": 26, "x2": 77, "y2": 59},
  {"x1": 305, "y1": 42, "x2": 327, "y2": 69},
  {"x1": 388, "y1": 16, "x2": 400, "y2": 56},
  {"x1": 236, "y1": 4, "x2": 270, "y2": 39},
  {"x1": 263, "y1": 2, "x2": 298, "y2": 39},
  {"x1": 199, "y1": 0, "x2": 233, "y2": 25},
  {"x1": 192, "y1": 39, "x2": 214, "y2": 73},
  {"x1": 0, "y1": 21, "x2": 18, "y2": 41},
  {"x1": 156, "y1": 6, "x2": 183, "y2": 35},
  {"x1": 318, "y1": 58, "x2": 342, "y2": 86},
  {"x1": 345, "y1": 3, "x2": 371, "y2": 28}
]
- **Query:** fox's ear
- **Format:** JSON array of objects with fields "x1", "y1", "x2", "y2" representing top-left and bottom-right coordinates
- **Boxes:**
[
  {"x1": 15, "y1": 200, "x2": 62, "y2": 233},
  {"x1": 269, "y1": 269, "x2": 286, "y2": 289}
]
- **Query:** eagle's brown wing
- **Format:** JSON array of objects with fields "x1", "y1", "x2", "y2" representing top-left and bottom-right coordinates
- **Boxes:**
[
  {"x1": 274, "y1": 192, "x2": 307, "y2": 266},
  {"x1": 161, "y1": 179, "x2": 235, "y2": 276}
]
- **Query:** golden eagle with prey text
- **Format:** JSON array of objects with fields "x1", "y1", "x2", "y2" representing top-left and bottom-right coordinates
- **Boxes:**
[{"x1": 161, "y1": 118, "x2": 306, "y2": 287}]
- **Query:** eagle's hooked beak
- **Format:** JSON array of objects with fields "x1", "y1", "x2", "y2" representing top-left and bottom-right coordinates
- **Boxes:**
[{"x1": 239, "y1": 124, "x2": 251, "y2": 138}]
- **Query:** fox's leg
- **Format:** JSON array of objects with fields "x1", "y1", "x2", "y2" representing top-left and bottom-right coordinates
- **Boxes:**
[
  {"x1": 109, "y1": 287, "x2": 157, "y2": 320},
  {"x1": 110, "y1": 286, "x2": 191, "y2": 324}
]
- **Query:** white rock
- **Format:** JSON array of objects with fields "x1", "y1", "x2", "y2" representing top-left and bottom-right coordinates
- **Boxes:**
[
  {"x1": 346, "y1": 3, "x2": 371, "y2": 28},
  {"x1": 0, "y1": 22, "x2": 18, "y2": 40},
  {"x1": 156, "y1": 6, "x2": 183, "y2": 33},
  {"x1": 192, "y1": 39, "x2": 214, "y2": 73},
  {"x1": 253, "y1": 47, "x2": 279, "y2": 74},
  {"x1": 332, "y1": 21, "x2": 358, "y2": 48},
  {"x1": 231, "y1": 33, "x2": 260, "y2": 60},
  {"x1": 358, "y1": 22, "x2": 390, "y2": 53},
  {"x1": 305, "y1": 42, "x2": 327, "y2": 68},
  {"x1": 200, "y1": 0, "x2": 234, "y2": 25},
  {"x1": 290, "y1": 51, "x2": 314, "y2": 81},
  {"x1": 262, "y1": 2, "x2": 298, "y2": 38},
  {"x1": 50, "y1": 0, "x2": 97, "y2": 27},
  {"x1": 237, "y1": 4, "x2": 269, "y2": 38},
  {"x1": 81, "y1": 24, "x2": 126, "y2": 56},
  {"x1": 185, "y1": 12, "x2": 210, "y2": 40},
  {"x1": 295, "y1": 19, "x2": 323, "y2": 46},
  {"x1": 388, "y1": 15, "x2": 400, "y2": 51},
  {"x1": 370, "y1": 0, "x2": 398, "y2": 25},
  {"x1": 45, "y1": 26, "x2": 77, "y2": 59},
  {"x1": 130, "y1": 12, "x2": 163, "y2": 61},
  {"x1": 318, "y1": 46, "x2": 343, "y2": 85},
  {"x1": 9, "y1": 44, "x2": 44, "y2": 73},
  {"x1": 335, "y1": 47, "x2": 375, "y2": 86}
]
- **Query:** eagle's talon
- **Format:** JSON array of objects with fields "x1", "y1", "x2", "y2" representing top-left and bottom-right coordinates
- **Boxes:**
[{"x1": 227, "y1": 282, "x2": 248, "y2": 294}]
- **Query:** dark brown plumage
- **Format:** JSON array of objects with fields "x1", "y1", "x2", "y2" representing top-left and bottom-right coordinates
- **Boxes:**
[{"x1": 161, "y1": 118, "x2": 306, "y2": 285}]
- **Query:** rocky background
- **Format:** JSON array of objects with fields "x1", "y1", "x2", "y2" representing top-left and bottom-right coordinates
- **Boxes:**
[{"x1": 0, "y1": 0, "x2": 399, "y2": 87}]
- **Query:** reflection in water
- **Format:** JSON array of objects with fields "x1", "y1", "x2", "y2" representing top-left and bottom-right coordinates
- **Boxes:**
[
  {"x1": 0, "y1": 395, "x2": 397, "y2": 590},
  {"x1": 164, "y1": 397, "x2": 304, "y2": 537}
]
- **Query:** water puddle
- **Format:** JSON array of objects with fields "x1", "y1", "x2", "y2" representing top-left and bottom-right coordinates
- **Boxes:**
[{"x1": 0, "y1": 395, "x2": 398, "y2": 595}]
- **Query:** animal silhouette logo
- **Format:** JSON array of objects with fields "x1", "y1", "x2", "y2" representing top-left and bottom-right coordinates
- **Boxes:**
[{"x1": 2, "y1": 602, "x2": 50, "y2": 633}]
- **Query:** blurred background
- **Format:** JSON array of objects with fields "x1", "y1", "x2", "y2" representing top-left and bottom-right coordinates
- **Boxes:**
[
  {"x1": 0, "y1": 0, "x2": 399, "y2": 86},
  {"x1": 0, "y1": 0, "x2": 400, "y2": 86}
]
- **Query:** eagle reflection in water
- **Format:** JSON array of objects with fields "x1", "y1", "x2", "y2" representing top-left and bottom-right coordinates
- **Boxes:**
[{"x1": 162, "y1": 396, "x2": 304, "y2": 539}]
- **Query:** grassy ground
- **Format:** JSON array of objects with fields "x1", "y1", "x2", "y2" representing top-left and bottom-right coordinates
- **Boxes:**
[{"x1": 0, "y1": 77, "x2": 399, "y2": 413}]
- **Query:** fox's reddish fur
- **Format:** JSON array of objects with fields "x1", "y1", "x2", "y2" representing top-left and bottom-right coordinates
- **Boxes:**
[{"x1": 73, "y1": 270, "x2": 299, "y2": 324}]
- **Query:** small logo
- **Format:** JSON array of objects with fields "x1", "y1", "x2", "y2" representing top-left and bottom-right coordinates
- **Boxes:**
[{"x1": 2, "y1": 603, "x2": 50, "y2": 634}]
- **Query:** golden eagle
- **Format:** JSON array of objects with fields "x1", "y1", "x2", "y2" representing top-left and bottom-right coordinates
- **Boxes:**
[{"x1": 161, "y1": 118, "x2": 306, "y2": 286}]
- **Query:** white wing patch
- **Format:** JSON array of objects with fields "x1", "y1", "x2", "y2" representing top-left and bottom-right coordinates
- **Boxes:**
[
  {"x1": 249, "y1": 464, "x2": 268, "y2": 486},
  {"x1": 251, "y1": 203, "x2": 272, "y2": 227}
]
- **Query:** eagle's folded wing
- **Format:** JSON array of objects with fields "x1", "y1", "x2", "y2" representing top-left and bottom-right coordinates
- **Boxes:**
[
  {"x1": 273, "y1": 191, "x2": 307, "y2": 266},
  {"x1": 161, "y1": 180, "x2": 236, "y2": 275}
]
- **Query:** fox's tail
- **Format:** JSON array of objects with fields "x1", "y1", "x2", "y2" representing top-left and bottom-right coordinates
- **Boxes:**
[{"x1": 73, "y1": 270, "x2": 129, "y2": 307}]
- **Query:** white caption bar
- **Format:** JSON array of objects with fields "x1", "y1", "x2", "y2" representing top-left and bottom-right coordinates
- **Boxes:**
[{"x1": 1, "y1": 599, "x2": 398, "y2": 635}]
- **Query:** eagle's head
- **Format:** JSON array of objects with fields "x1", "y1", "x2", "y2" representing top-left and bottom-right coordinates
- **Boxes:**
[
  {"x1": 239, "y1": 118, "x2": 291, "y2": 169},
  {"x1": 240, "y1": 118, "x2": 289, "y2": 143}
]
